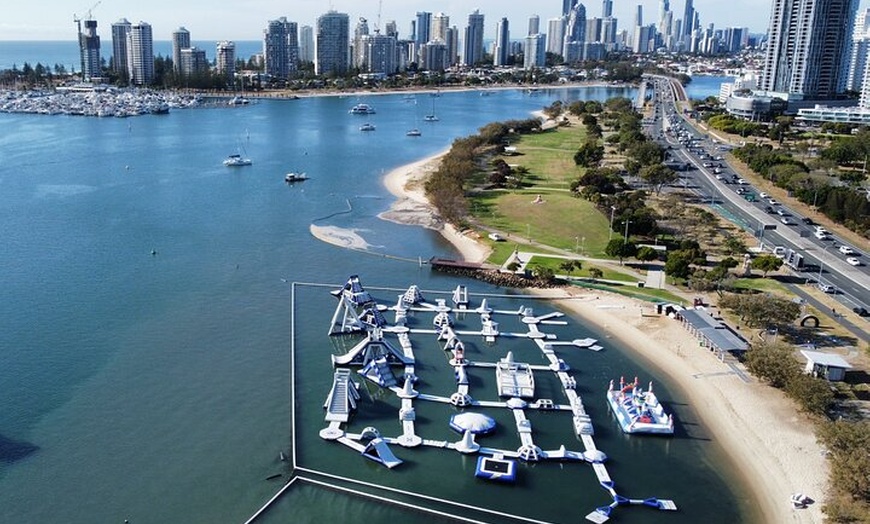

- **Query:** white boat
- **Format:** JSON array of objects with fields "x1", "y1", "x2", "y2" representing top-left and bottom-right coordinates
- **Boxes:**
[
  {"x1": 284, "y1": 172, "x2": 308, "y2": 183},
  {"x1": 359, "y1": 123, "x2": 376, "y2": 132},
  {"x1": 349, "y1": 103, "x2": 376, "y2": 114},
  {"x1": 606, "y1": 377, "x2": 674, "y2": 435},
  {"x1": 223, "y1": 154, "x2": 252, "y2": 167},
  {"x1": 406, "y1": 128, "x2": 421, "y2": 137},
  {"x1": 423, "y1": 114, "x2": 439, "y2": 122}
]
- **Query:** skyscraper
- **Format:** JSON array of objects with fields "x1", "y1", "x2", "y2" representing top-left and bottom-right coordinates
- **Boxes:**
[
  {"x1": 299, "y1": 26, "x2": 315, "y2": 63},
  {"x1": 111, "y1": 18, "x2": 131, "y2": 75},
  {"x1": 529, "y1": 15, "x2": 540, "y2": 36},
  {"x1": 366, "y1": 33, "x2": 397, "y2": 74},
  {"x1": 547, "y1": 17, "x2": 566, "y2": 55},
  {"x1": 80, "y1": 19, "x2": 101, "y2": 81},
  {"x1": 494, "y1": 18, "x2": 510, "y2": 66},
  {"x1": 462, "y1": 10, "x2": 485, "y2": 66},
  {"x1": 172, "y1": 27, "x2": 190, "y2": 73},
  {"x1": 316, "y1": 11, "x2": 350, "y2": 76},
  {"x1": 415, "y1": 12, "x2": 432, "y2": 46},
  {"x1": 760, "y1": 0, "x2": 859, "y2": 99},
  {"x1": 432, "y1": 13, "x2": 450, "y2": 41},
  {"x1": 682, "y1": 0, "x2": 694, "y2": 45},
  {"x1": 264, "y1": 17, "x2": 298, "y2": 80},
  {"x1": 563, "y1": 3, "x2": 587, "y2": 61},
  {"x1": 563, "y1": 0, "x2": 579, "y2": 16},
  {"x1": 524, "y1": 33, "x2": 547, "y2": 69},
  {"x1": 126, "y1": 22, "x2": 154, "y2": 86},
  {"x1": 216, "y1": 41, "x2": 235, "y2": 83},
  {"x1": 179, "y1": 47, "x2": 207, "y2": 77},
  {"x1": 353, "y1": 18, "x2": 370, "y2": 69},
  {"x1": 846, "y1": 8, "x2": 870, "y2": 91},
  {"x1": 602, "y1": 0, "x2": 613, "y2": 18}
]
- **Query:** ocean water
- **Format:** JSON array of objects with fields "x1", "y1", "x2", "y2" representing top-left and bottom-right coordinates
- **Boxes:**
[
  {"x1": 0, "y1": 40, "x2": 264, "y2": 71},
  {"x1": 0, "y1": 86, "x2": 752, "y2": 523}
]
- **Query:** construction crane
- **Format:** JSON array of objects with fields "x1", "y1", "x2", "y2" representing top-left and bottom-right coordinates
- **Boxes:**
[
  {"x1": 73, "y1": 1, "x2": 102, "y2": 77},
  {"x1": 375, "y1": 0, "x2": 383, "y2": 33}
]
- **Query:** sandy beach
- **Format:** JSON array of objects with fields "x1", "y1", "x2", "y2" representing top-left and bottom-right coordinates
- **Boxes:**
[{"x1": 379, "y1": 151, "x2": 829, "y2": 523}]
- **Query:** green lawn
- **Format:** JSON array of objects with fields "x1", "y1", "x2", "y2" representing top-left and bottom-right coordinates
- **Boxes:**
[
  {"x1": 505, "y1": 127, "x2": 589, "y2": 190},
  {"x1": 731, "y1": 276, "x2": 792, "y2": 295},
  {"x1": 526, "y1": 255, "x2": 639, "y2": 282}
]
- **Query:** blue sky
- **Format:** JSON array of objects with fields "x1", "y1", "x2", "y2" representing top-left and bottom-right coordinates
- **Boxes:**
[{"x1": 2, "y1": 0, "x2": 795, "y2": 41}]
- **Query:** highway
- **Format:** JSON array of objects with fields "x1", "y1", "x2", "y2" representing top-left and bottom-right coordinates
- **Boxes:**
[{"x1": 643, "y1": 75, "x2": 870, "y2": 325}]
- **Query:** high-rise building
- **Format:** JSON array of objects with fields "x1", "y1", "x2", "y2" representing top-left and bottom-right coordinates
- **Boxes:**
[
  {"x1": 172, "y1": 27, "x2": 190, "y2": 73},
  {"x1": 633, "y1": 24, "x2": 654, "y2": 53},
  {"x1": 126, "y1": 22, "x2": 154, "y2": 85},
  {"x1": 494, "y1": 18, "x2": 510, "y2": 66},
  {"x1": 216, "y1": 41, "x2": 235, "y2": 83},
  {"x1": 602, "y1": 0, "x2": 613, "y2": 18},
  {"x1": 547, "y1": 17, "x2": 566, "y2": 55},
  {"x1": 179, "y1": 47, "x2": 207, "y2": 77},
  {"x1": 563, "y1": 0, "x2": 578, "y2": 16},
  {"x1": 602, "y1": 17, "x2": 619, "y2": 48},
  {"x1": 586, "y1": 18, "x2": 602, "y2": 43},
  {"x1": 264, "y1": 17, "x2": 298, "y2": 80},
  {"x1": 316, "y1": 10, "x2": 350, "y2": 76},
  {"x1": 445, "y1": 26, "x2": 460, "y2": 66},
  {"x1": 462, "y1": 10, "x2": 485, "y2": 66},
  {"x1": 524, "y1": 33, "x2": 547, "y2": 69},
  {"x1": 563, "y1": 3, "x2": 587, "y2": 61},
  {"x1": 80, "y1": 19, "x2": 101, "y2": 81},
  {"x1": 682, "y1": 0, "x2": 694, "y2": 46},
  {"x1": 760, "y1": 0, "x2": 859, "y2": 99},
  {"x1": 415, "y1": 12, "x2": 432, "y2": 47},
  {"x1": 385, "y1": 20, "x2": 399, "y2": 39},
  {"x1": 847, "y1": 9, "x2": 870, "y2": 91},
  {"x1": 299, "y1": 26, "x2": 315, "y2": 63},
  {"x1": 366, "y1": 33, "x2": 397, "y2": 74},
  {"x1": 420, "y1": 40, "x2": 449, "y2": 71},
  {"x1": 529, "y1": 15, "x2": 540, "y2": 36},
  {"x1": 111, "y1": 18, "x2": 131, "y2": 75},
  {"x1": 432, "y1": 12, "x2": 449, "y2": 41},
  {"x1": 353, "y1": 18, "x2": 370, "y2": 69}
]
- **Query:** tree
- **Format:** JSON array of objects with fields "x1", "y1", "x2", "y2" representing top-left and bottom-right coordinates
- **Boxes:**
[
  {"x1": 664, "y1": 250, "x2": 693, "y2": 280},
  {"x1": 574, "y1": 139, "x2": 605, "y2": 168},
  {"x1": 785, "y1": 372, "x2": 834, "y2": 415},
  {"x1": 559, "y1": 260, "x2": 580, "y2": 275},
  {"x1": 604, "y1": 238, "x2": 637, "y2": 264},
  {"x1": 751, "y1": 254, "x2": 784, "y2": 277},
  {"x1": 744, "y1": 340, "x2": 801, "y2": 388},
  {"x1": 588, "y1": 267, "x2": 604, "y2": 280},
  {"x1": 723, "y1": 235, "x2": 747, "y2": 256},
  {"x1": 718, "y1": 293, "x2": 801, "y2": 328},
  {"x1": 636, "y1": 246, "x2": 660, "y2": 262},
  {"x1": 638, "y1": 164, "x2": 678, "y2": 193},
  {"x1": 818, "y1": 420, "x2": 870, "y2": 501}
]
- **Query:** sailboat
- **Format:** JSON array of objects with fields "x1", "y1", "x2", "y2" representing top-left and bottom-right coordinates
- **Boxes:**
[
  {"x1": 424, "y1": 95, "x2": 439, "y2": 122},
  {"x1": 406, "y1": 99, "x2": 422, "y2": 137}
]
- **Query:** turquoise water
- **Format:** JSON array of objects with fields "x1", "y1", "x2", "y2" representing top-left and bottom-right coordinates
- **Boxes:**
[{"x1": 0, "y1": 87, "x2": 749, "y2": 523}]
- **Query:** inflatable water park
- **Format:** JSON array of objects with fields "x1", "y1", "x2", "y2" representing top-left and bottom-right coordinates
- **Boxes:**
[{"x1": 316, "y1": 276, "x2": 679, "y2": 523}]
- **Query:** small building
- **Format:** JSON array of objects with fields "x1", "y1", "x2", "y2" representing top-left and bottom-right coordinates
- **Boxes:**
[
  {"x1": 676, "y1": 308, "x2": 748, "y2": 360},
  {"x1": 800, "y1": 350, "x2": 852, "y2": 382}
]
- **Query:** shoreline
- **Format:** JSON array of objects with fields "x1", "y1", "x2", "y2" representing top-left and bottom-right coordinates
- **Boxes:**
[{"x1": 379, "y1": 149, "x2": 828, "y2": 523}]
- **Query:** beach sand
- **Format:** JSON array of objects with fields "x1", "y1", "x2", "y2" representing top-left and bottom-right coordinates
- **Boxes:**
[{"x1": 380, "y1": 152, "x2": 829, "y2": 523}]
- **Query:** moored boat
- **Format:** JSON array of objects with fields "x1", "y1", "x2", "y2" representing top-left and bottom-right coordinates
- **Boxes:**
[
  {"x1": 223, "y1": 154, "x2": 252, "y2": 167},
  {"x1": 606, "y1": 377, "x2": 674, "y2": 435},
  {"x1": 284, "y1": 172, "x2": 308, "y2": 183},
  {"x1": 349, "y1": 103, "x2": 376, "y2": 114},
  {"x1": 359, "y1": 123, "x2": 376, "y2": 132}
]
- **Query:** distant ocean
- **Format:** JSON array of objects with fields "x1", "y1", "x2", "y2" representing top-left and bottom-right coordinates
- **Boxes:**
[{"x1": 0, "y1": 40, "x2": 263, "y2": 71}]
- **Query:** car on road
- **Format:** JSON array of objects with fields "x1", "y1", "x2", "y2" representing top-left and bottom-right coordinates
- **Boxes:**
[
  {"x1": 801, "y1": 217, "x2": 815, "y2": 225},
  {"x1": 765, "y1": 205, "x2": 774, "y2": 213},
  {"x1": 814, "y1": 231, "x2": 831, "y2": 240},
  {"x1": 839, "y1": 245, "x2": 855, "y2": 255},
  {"x1": 776, "y1": 208, "x2": 787, "y2": 216},
  {"x1": 780, "y1": 216, "x2": 793, "y2": 225},
  {"x1": 847, "y1": 257, "x2": 862, "y2": 266},
  {"x1": 737, "y1": 178, "x2": 748, "y2": 185},
  {"x1": 759, "y1": 192, "x2": 769, "y2": 199},
  {"x1": 768, "y1": 198, "x2": 778, "y2": 206},
  {"x1": 853, "y1": 306, "x2": 869, "y2": 317},
  {"x1": 818, "y1": 282, "x2": 837, "y2": 293}
]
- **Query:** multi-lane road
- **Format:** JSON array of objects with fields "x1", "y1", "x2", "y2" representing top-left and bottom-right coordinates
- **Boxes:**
[{"x1": 643, "y1": 75, "x2": 870, "y2": 325}]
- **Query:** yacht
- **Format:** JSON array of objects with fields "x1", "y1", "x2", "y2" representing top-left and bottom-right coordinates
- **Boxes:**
[
  {"x1": 406, "y1": 128, "x2": 422, "y2": 137},
  {"x1": 359, "y1": 123, "x2": 376, "y2": 132},
  {"x1": 349, "y1": 103, "x2": 376, "y2": 114},
  {"x1": 284, "y1": 172, "x2": 308, "y2": 183},
  {"x1": 423, "y1": 114, "x2": 439, "y2": 122},
  {"x1": 223, "y1": 154, "x2": 252, "y2": 167}
]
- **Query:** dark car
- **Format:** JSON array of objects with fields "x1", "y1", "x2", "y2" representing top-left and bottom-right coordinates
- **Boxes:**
[
  {"x1": 853, "y1": 307, "x2": 869, "y2": 317},
  {"x1": 765, "y1": 205, "x2": 775, "y2": 213},
  {"x1": 801, "y1": 217, "x2": 814, "y2": 225}
]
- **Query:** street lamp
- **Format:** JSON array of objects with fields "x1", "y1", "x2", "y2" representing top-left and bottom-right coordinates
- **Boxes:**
[
  {"x1": 609, "y1": 206, "x2": 617, "y2": 241},
  {"x1": 624, "y1": 218, "x2": 632, "y2": 242}
]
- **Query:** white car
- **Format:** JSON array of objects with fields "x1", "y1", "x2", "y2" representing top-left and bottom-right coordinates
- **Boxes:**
[
  {"x1": 818, "y1": 282, "x2": 836, "y2": 293},
  {"x1": 847, "y1": 257, "x2": 861, "y2": 266},
  {"x1": 839, "y1": 245, "x2": 854, "y2": 255},
  {"x1": 768, "y1": 199, "x2": 778, "y2": 206},
  {"x1": 759, "y1": 192, "x2": 769, "y2": 199},
  {"x1": 780, "y1": 217, "x2": 793, "y2": 225}
]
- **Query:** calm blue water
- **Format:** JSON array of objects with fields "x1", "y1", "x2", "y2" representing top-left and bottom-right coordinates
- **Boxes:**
[
  {"x1": 0, "y1": 87, "x2": 752, "y2": 523},
  {"x1": 684, "y1": 75, "x2": 733, "y2": 100},
  {"x1": 0, "y1": 40, "x2": 263, "y2": 71}
]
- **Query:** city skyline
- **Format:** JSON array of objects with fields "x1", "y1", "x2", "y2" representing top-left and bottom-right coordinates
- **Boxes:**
[{"x1": 5, "y1": 0, "x2": 809, "y2": 42}]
